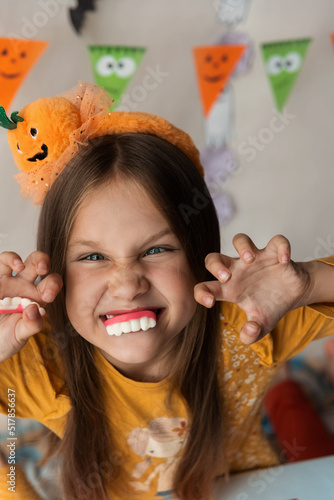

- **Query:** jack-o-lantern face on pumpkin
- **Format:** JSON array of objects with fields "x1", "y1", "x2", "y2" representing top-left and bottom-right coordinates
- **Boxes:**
[
  {"x1": 0, "y1": 38, "x2": 48, "y2": 111},
  {"x1": 4, "y1": 97, "x2": 81, "y2": 172},
  {"x1": 193, "y1": 45, "x2": 245, "y2": 116}
]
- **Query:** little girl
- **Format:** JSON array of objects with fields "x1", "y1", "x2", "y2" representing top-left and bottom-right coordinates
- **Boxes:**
[{"x1": 0, "y1": 83, "x2": 334, "y2": 500}]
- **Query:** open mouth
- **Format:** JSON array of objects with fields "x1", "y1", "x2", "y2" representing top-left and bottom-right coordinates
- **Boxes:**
[
  {"x1": 101, "y1": 308, "x2": 164, "y2": 336},
  {"x1": 27, "y1": 144, "x2": 48, "y2": 162}
]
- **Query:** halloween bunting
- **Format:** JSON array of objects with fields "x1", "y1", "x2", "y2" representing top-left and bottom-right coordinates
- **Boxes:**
[
  {"x1": 193, "y1": 45, "x2": 246, "y2": 117},
  {"x1": 261, "y1": 39, "x2": 312, "y2": 112},
  {"x1": 88, "y1": 45, "x2": 146, "y2": 109},
  {"x1": 0, "y1": 38, "x2": 48, "y2": 111},
  {"x1": 69, "y1": 0, "x2": 99, "y2": 34}
]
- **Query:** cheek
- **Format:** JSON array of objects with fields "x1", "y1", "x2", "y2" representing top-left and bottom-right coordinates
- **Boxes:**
[
  {"x1": 151, "y1": 261, "x2": 195, "y2": 292},
  {"x1": 161, "y1": 263, "x2": 196, "y2": 312},
  {"x1": 65, "y1": 270, "x2": 92, "y2": 316},
  {"x1": 65, "y1": 268, "x2": 109, "y2": 319}
]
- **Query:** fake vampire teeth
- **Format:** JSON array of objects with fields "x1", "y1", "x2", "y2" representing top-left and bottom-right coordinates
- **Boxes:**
[
  {"x1": 104, "y1": 310, "x2": 157, "y2": 336},
  {"x1": 0, "y1": 297, "x2": 45, "y2": 316}
]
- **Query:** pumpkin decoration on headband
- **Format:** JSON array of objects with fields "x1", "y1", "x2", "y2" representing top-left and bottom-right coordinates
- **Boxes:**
[
  {"x1": 0, "y1": 82, "x2": 203, "y2": 205},
  {"x1": 1, "y1": 98, "x2": 81, "y2": 172}
]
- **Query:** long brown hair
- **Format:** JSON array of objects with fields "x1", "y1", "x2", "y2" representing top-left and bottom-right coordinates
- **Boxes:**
[{"x1": 37, "y1": 133, "x2": 226, "y2": 499}]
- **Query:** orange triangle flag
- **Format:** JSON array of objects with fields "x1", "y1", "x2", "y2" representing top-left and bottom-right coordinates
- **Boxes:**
[
  {"x1": 193, "y1": 45, "x2": 246, "y2": 116},
  {"x1": 0, "y1": 38, "x2": 48, "y2": 111},
  {"x1": 331, "y1": 34, "x2": 334, "y2": 49}
]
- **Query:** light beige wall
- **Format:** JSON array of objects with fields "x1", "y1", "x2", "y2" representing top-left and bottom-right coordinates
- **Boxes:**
[{"x1": 0, "y1": 0, "x2": 333, "y2": 263}]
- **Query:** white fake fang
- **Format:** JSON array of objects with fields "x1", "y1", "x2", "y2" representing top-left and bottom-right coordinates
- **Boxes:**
[
  {"x1": 0, "y1": 296, "x2": 45, "y2": 316},
  {"x1": 104, "y1": 310, "x2": 157, "y2": 336}
]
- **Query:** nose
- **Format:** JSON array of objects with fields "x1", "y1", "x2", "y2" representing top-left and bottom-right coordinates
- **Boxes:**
[{"x1": 107, "y1": 265, "x2": 149, "y2": 302}]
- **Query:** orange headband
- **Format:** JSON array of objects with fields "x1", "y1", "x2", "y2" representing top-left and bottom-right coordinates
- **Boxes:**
[{"x1": 1, "y1": 82, "x2": 203, "y2": 205}]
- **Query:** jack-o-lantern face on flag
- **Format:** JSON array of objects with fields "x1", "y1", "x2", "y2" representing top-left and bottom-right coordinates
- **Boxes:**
[
  {"x1": 193, "y1": 45, "x2": 246, "y2": 116},
  {"x1": 0, "y1": 38, "x2": 48, "y2": 111}
]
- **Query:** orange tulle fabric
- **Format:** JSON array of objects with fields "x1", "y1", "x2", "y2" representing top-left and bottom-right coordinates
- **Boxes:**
[{"x1": 14, "y1": 82, "x2": 203, "y2": 205}]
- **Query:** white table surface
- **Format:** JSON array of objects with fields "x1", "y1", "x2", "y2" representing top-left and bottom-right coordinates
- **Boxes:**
[{"x1": 214, "y1": 456, "x2": 334, "y2": 500}]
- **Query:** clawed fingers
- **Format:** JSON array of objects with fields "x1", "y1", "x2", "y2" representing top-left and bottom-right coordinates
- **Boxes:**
[
  {"x1": 18, "y1": 251, "x2": 50, "y2": 282},
  {"x1": 239, "y1": 321, "x2": 263, "y2": 344},
  {"x1": 194, "y1": 280, "x2": 225, "y2": 308},
  {"x1": 204, "y1": 253, "x2": 232, "y2": 283},
  {"x1": 0, "y1": 250, "x2": 63, "y2": 307},
  {"x1": 233, "y1": 233, "x2": 291, "y2": 265},
  {"x1": 0, "y1": 251, "x2": 25, "y2": 277},
  {"x1": 266, "y1": 234, "x2": 291, "y2": 263},
  {"x1": 0, "y1": 251, "x2": 50, "y2": 284},
  {"x1": 232, "y1": 233, "x2": 258, "y2": 263},
  {"x1": 36, "y1": 273, "x2": 63, "y2": 304},
  {"x1": 199, "y1": 234, "x2": 294, "y2": 346}
]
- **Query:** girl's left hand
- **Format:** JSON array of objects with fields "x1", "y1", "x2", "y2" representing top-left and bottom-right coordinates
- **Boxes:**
[{"x1": 194, "y1": 234, "x2": 311, "y2": 344}]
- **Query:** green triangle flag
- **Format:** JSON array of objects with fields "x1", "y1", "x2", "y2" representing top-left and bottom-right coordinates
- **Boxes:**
[
  {"x1": 261, "y1": 38, "x2": 312, "y2": 112},
  {"x1": 88, "y1": 45, "x2": 146, "y2": 109}
]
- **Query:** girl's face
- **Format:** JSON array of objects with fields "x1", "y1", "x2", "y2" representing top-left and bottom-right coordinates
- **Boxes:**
[{"x1": 65, "y1": 177, "x2": 197, "y2": 382}]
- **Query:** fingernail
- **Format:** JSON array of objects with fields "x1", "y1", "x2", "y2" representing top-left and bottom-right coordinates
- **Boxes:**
[
  {"x1": 13, "y1": 259, "x2": 24, "y2": 268},
  {"x1": 26, "y1": 306, "x2": 39, "y2": 320},
  {"x1": 38, "y1": 262, "x2": 48, "y2": 274},
  {"x1": 42, "y1": 290, "x2": 54, "y2": 302},
  {"x1": 203, "y1": 296, "x2": 214, "y2": 307},
  {"x1": 218, "y1": 270, "x2": 230, "y2": 283},
  {"x1": 247, "y1": 323, "x2": 259, "y2": 335},
  {"x1": 243, "y1": 251, "x2": 254, "y2": 263},
  {"x1": 281, "y1": 253, "x2": 289, "y2": 263}
]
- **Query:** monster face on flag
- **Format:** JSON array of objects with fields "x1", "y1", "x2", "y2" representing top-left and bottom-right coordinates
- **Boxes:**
[
  {"x1": 88, "y1": 45, "x2": 146, "y2": 109},
  {"x1": 261, "y1": 38, "x2": 312, "y2": 112},
  {"x1": 193, "y1": 45, "x2": 246, "y2": 117},
  {"x1": 0, "y1": 38, "x2": 48, "y2": 111}
]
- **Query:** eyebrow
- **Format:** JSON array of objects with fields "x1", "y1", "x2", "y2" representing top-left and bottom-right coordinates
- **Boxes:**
[{"x1": 68, "y1": 228, "x2": 175, "y2": 251}]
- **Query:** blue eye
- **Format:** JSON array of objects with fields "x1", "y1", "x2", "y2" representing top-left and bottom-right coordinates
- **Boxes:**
[
  {"x1": 84, "y1": 254, "x2": 105, "y2": 261},
  {"x1": 145, "y1": 247, "x2": 167, "y2": 256}
]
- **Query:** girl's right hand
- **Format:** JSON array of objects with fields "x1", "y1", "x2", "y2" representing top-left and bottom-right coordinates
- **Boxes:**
[{"x1": 0, "y1": 251, "x2": 63, "y2": 362}]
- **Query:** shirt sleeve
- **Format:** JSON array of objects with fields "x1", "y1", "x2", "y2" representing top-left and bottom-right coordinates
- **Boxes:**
[{"x1": 0, "y1": 321, "x2": 70, "y2": 436}]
